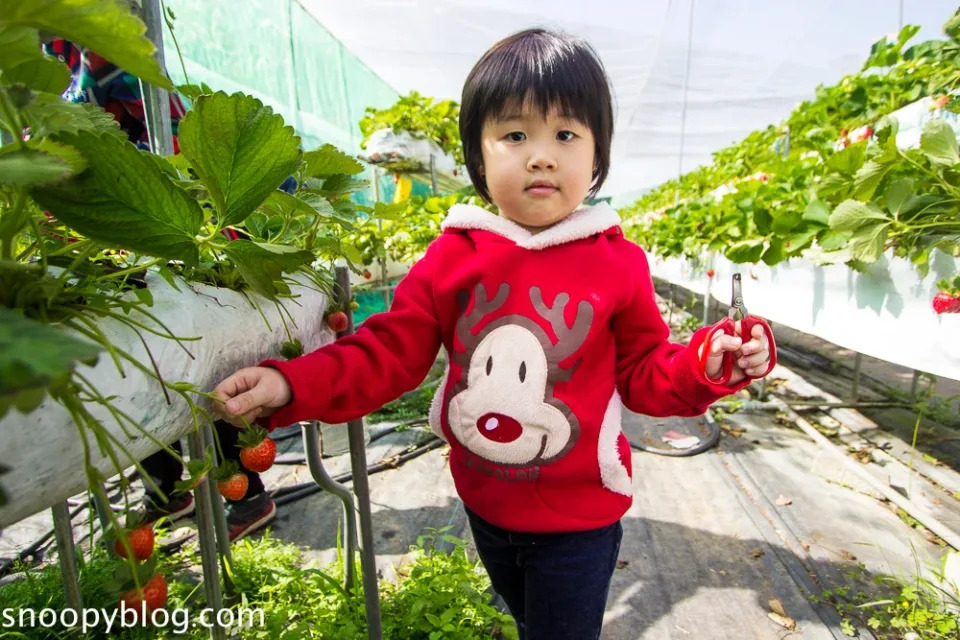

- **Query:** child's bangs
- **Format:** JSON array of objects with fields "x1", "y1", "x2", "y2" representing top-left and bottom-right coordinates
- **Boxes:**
[{"x1": 483, "y1": 51, "x2": 597, "y2": 128}]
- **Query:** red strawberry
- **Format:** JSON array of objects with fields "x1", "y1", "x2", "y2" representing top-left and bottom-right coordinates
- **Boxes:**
[
  {"x1": 932, "y1": 292, "x2": 960, "y2": 314},
  {"x1": 363, "y1": 269, "x2": 372, "y2": 279},
  {"x1": 120, "y1": 574, "x2": 168, "y2": 617},
  {"x1": 707, "y1": 268, "x2": 716, "y2": 278},
  {"x1": 238, "y1": 426, "x2": 277, "y2": 473},
  {"x1": 114, "y1": 525, "x2": 154, "y2": 561},
  {"x1": 327, "y1": 310, "x2": 349, "y2": 333},
  {"x1": 216, "y1": 462, "x2": 249, "y2": 501}
]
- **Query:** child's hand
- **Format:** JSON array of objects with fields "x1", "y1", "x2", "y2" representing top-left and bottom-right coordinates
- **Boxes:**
[
  {"x1": 700, "y1": 322, "x2": 772, "y2": 385},
  {"x1": 213, "y1": 367, "x2": 292, "y2": 427}
]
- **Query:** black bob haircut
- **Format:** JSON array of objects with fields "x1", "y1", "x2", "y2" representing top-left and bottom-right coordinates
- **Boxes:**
[{"x1": 459, "y1": 28, "x2": 614, "y2": 203}]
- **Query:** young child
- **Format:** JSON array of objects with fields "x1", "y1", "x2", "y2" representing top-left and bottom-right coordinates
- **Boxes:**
[{"x1": 213, "y1": 28, "x2": 774, "y2": 640}]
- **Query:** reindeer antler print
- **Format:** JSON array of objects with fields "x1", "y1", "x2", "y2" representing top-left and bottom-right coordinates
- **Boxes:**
[
  {"x1": 530, "y1": 287, "x2": 594, "y2": 363},
  {"x1": 455, "y1": 282, "x2": 509, "y2": 355}
]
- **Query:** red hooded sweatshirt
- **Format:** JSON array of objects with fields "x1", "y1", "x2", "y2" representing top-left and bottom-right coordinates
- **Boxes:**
[{"x1": 262, "y1": 202, "x2": 750, "y2": 532}]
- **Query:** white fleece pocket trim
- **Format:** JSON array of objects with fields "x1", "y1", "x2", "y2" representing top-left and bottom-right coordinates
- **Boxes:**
[{"x1": 598, "y1": 390, "x2": 633, "y2": 496}]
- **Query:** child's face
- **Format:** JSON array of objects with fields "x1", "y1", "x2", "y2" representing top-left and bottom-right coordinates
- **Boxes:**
[{"x1": 479, "y1": 99, "x2": 596, "y2": 232}]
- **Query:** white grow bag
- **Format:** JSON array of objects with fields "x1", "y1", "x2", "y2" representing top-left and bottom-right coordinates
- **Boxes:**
[{"x1": 0, "y1": 273, "x2": 333, "y2": 527}]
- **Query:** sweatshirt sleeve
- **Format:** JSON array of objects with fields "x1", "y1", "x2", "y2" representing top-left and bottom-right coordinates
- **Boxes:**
[
  {"x1": 612, "y1": 245, "x2": 750, "y2": 416},
  {"x1": 258, "y1": 242, "x2": 443, "y2": 429}
]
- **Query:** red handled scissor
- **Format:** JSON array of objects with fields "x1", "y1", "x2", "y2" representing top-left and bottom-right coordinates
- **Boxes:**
[{"x1": 699, "y1": 273, "x2": 777, "y2": 384}]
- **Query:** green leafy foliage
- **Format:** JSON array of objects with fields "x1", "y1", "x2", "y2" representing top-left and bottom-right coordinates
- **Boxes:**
[
  {"x1": 624, "y1": 18, "x2": 960, "y2": 283},
  {"x1": 31, "y1": 130, "x2": 205, "y2": 265},
  {"x1": 360, "y1": 90, "x2": 464, "y2": 166},
  {"x1": 0, "y1": 0, "x2": 172, "y2": 89},
  {"x1": 0, "y1": 139, "x2": 86, "y2": 185},
  {"x1": 0, "y1": 306, "x2": 100, "y2": 419},
  {"x1": 0, "y1": 533, "x2": 517, "y2": 639},
  {"x1": 178, "y1": 91, "x2": 303, "y2": 226},
  {"x1": 304, "y1": 143, "x2": 365, "y2": 179},
  {"x1": 221, "y1": 240, "x2": 315, "y2": 299}
]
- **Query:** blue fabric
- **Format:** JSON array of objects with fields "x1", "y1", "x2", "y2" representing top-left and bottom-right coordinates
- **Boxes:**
[{"x1": 466, "y1": 506, "x2": 623, "y2": 640}]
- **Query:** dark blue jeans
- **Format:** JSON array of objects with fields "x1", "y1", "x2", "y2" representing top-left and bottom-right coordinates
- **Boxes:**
[{"x1": 466, "y1": 506, "x2": 623, "y2": 640}]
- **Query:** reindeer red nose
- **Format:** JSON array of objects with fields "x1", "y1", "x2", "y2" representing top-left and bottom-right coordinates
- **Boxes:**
[{"x1": 477, "y1": 412, "x2": 522, "y2": 443}]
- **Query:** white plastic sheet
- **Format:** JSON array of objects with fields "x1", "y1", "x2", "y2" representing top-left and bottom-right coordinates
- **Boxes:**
[
  {"x1": 0, "y1": 274, "x2": 332, "y2": 527},
  {"x1": 648, "y1": 251, "x2": 960, "y2": 381}
]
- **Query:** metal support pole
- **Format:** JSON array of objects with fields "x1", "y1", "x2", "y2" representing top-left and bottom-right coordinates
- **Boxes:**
[
  {"x1": 51, "y1": 501, "x2": 83, "y2": 612},
  {"x1": 850, "y1": 353, "x2": 863, "y2": 402},
  {"x1": 138, "y1": 0, "x2": 175, "y2": 157},
  {"x1": 335, "y1": 265, "x2": 383, "y2": 640},
  {"x1": 302, "y1": 421, "x2": 358, "y2": 590},
  {"x1": 203, "y1": 424, "x2": 234, "y2": 598},
  {"x1": 667, "y1": 283, "x2": 675, "y2": 327},
  {"x1": 909, "y1": 370, "x2": 921, "y2": 398},
  {"x1": 701, "y1": 254, "x2": 715, "y2": 327},
  {"x1": 187, "y1": 431, "x2": 226, "y2": 640},
  {"x1": 372, "y1": 167, "x2": 390, "y2": 312}
]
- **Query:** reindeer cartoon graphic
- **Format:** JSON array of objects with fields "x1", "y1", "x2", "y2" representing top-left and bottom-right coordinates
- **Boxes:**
[{"x1": 438, "y1": 282, "x2": 593, "y2": 467}]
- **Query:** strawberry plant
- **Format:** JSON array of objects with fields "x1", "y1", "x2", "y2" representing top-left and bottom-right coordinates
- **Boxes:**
[
  {"x1": 359, "y1": 90, "x2": 464, "y2": 166},
  {"x1": 624, "y1": 13, "x2": 960, "y2": 293},
  {"x1": 0, "y1": 0, "x2": 401, "y2": 567}
]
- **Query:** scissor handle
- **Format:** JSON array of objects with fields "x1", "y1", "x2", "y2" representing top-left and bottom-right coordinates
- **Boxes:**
[
  {"x1": 740, "y1": 315, "x2": 777, "y2": 379},
  {"x1": 700, "y1": 318, "x2": 737, "y2": 384}
]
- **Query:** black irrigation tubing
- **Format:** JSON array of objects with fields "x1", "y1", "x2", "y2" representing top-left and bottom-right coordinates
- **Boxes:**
[
  {"x1": 272, "y1": 438, "x2": 447, "y2": 507},
  {"x1": 272, "y1": 420, "x2": 432, "y2": 465}
]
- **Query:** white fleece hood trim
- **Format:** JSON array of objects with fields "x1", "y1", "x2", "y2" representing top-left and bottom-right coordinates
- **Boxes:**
[{"x1": 441, "y1": 202, "x2": 621, "y2": 250}]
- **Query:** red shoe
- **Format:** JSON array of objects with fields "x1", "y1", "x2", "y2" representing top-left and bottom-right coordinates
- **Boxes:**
[{"x1": 226, "y1": 495, "x2": 276, "y2": 542}]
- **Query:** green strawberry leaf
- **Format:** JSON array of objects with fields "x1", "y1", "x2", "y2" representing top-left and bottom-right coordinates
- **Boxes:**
[
  {"x1": 761, "y1": 238, "x2": 785, "y2": 265},
  {"x1": 801, "y1": 198, "x2": 830, "y2": 226},
  {"x1": 0, "y1": 0, "x2": 172, "y2": 89},
  {"x1": 319, "y1": 174, "x2": 369, "y2": 198},
  {"x1": 0, "y1": 139, "x2": 87, "y2": 185},
  {"x1": 13, "y1": 94, "x2": 126, "y2": 140},
  {"x1": 725, "y1": 239, "x2": 765, "y2": 263},
  {"x1": 853, "y1": 160, "x2": 891, "y2": 201},
  {"x1": 849, "y1": 222, "x2": 890, "y2": 263},
  {"x1": 31, "y1": 131, "x2": 204, "y2": 265},
  {"x1": 0, "y1": 307, "x2": 101, "y2": 419},
  {"x1": 221, "y1": 240, "x2": 314, "y2": 299},
  {"x1": 303, "y1": 144, "x2": 364, "y2": 178},
  {"x1": 828, "y1": 200, "x2": 889, "y2": 233},
  {"x1": 178, "y1": 92, "x2": 303, "y2": 226},
  {"x1": 920, "y1": 119, "x2": 959, "y2": 166},
  {"x1": 0, "y1": 26, "x2": 43, "y2": 70},
  {"x1": 3, "y1": 56, "x2": 71, "y2": 94}
]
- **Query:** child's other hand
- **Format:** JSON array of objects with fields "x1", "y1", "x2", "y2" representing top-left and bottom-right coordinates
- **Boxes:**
[
  {"x1": 700, "y1": 322, "x2": 772, "y2": 385},
  {"x1": 213, "y1": 367, "x2": 292, "y2": 426}
]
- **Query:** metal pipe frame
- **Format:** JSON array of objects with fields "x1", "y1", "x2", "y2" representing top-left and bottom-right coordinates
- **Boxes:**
[
  {"x1": 51, "y1": 501, "x2": 83, "y2": 612},
  {"x1": 301, "y1": 421, "x2": 358, "y2": 590},
  {"x1": 335, "y1": 265, "x2": 383, "y2": 640}
]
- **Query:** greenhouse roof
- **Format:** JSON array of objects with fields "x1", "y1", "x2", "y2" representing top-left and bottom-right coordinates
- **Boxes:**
[{"x1": 301, "y1": 0, "x2": 958, "y2": 199}]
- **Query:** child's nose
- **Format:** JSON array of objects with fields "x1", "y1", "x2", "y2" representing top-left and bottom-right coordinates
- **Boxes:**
[{"x1": 527, "y1": 149, "x2": 557, "y2": 172}]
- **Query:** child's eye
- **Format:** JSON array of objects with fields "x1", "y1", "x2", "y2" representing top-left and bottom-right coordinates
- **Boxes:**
[
  {"x1": 557, "y1": 130, "x2": 576, "y2": 142},
  {"x1": 506, "y1": 132, "x2": 526, "y2": 142}
]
